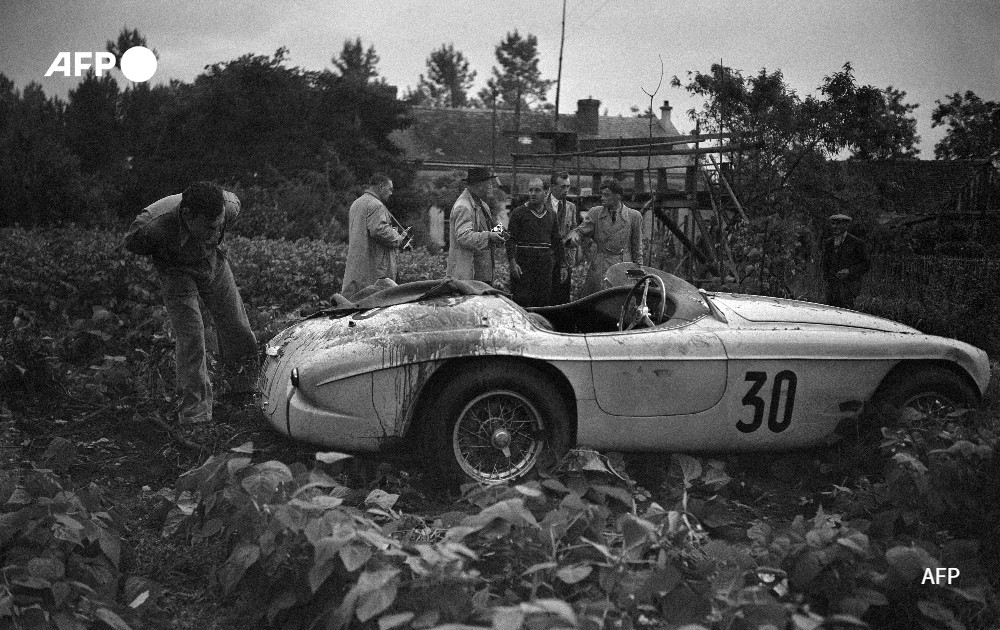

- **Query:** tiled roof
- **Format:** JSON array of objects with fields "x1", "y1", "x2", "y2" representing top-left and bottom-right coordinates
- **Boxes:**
[{"x1": 390, "y1": 106, "x2": 693, "y2": 175}]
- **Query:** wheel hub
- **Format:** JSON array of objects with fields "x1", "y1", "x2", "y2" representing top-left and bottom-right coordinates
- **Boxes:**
[{"x1": 492, "y1": 428, "x2": 512, "y2": 450}]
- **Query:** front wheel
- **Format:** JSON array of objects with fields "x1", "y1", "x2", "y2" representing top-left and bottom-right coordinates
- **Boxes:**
[
  {"x1": 425, "y1": 362, "x2": 571, "y2": 484},
  {"x1": 873, "y1": 367, "x2": 978, "y2": 427}
]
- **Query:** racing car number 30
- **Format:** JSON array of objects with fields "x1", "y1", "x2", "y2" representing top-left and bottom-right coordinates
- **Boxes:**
[{"x1": 737, "y1": 370, "x2": 798, "y2": 434}]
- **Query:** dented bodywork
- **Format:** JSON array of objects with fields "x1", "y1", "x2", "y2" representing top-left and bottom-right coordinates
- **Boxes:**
[{"x1": 259, "y1": 269, "x2": 991, "y2": 455}]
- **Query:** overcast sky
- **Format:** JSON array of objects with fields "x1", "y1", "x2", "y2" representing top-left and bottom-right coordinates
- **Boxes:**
[{"x1": 3, "y1": 0, "x2": 999, "y2": 155}]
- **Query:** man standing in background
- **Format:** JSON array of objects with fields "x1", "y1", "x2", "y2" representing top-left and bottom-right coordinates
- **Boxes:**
[
  {"x1": 566, "y1": 179, "x2": 643, "y2": 296},
  {"x1": 547, "y1": 171, "x2": 577, "y2": 303},
  {"x1": 822, "y1": 213, "x2": 870, "y2": 309},
  {"x1": 341, "y1": 173, "x2": 408, "y2": 299},
  {"x1": 507, "y1": 177, "x2": 563, "y2": 306},
  {"x1": 446, "y1": 167, "x2": 507, "y2": 284}
]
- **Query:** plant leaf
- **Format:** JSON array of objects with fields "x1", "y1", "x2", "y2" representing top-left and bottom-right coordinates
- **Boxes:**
[
  {"x1": 218, "y1": 543, "x2": 260, "y2": 596},
  {"x1": 316, "y1": 451, "x2": 353, "y2": 464},
  {"x1": 673, "y1": 453, "x2": 703, "y2": 486},
  {"x1": 886, "y1": 545, "x2": 940, "y2": 582},
  {"x1": 94, "y1": 608, "x2": 132, "y2": 630},
  {"x1": 356, "y1": 578, "x2": 399, "y2": 622},
  {"x1": 340, "y1": 542, "x2": 374, "y2": 572},
  {"x1": 365, "y1": 489, "x2": 399, "y2": 511},
  {"x1": 241, "y1": 461, "x2": 293, "y2": 504},
  {"x1": 378, "y1": 612, "x2": 414, "y2": 630},
  {"x1": 556, "y1": 564, "x2": 593, "y2": 584}
]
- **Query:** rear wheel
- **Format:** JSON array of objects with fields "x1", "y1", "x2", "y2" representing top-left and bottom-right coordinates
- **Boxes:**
[
  {"x1": 874, "y1": 367, "x2": 978, "y2": 427},
  {"x1": 425, "y1": 362, "x2": 571, "y2": 484}
]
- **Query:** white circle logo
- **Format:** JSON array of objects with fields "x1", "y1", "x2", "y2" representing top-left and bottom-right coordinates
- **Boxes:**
[{"x1": 120, "y1": 46, "x2": 157, "y2": 82}]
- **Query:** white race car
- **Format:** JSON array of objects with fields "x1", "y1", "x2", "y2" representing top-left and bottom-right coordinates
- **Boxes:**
[{"x1": 259, "y1": 263, "x2": 990, "y2": 484}]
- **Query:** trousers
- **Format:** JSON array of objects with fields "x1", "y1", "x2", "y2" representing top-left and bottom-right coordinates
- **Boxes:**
[{"x1": 158, "y1": 258, "x2": 257, "y2": 423}]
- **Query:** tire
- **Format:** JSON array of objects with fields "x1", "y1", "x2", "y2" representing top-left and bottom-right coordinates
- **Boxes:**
[
  {"x1": 874, "y1": 367, "x2": 978, "y2": 426},
  {"x1": 425, "y1": 362, "x2": 571, "y2": 484}
]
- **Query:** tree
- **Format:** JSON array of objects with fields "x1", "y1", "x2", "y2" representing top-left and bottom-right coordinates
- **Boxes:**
[
  {"x1": 477, "y1": 31, "x2": 552, "y2": 110},
  {"x1": 817, "y1": 64, "x2": 919, "y2": 160},
  {"x1": 0, "y1": 80, "x2": 95, "y2": 226},
  {"x1": 65, "y1": 70, "x2": 124, "y2": 174},
  {"x1": 332, "y1": 37, "x2": 382, "y2": 85},
  {"x1": 931, "y1": 91, "x2": 1000, "y2": 160},
  {"x1": 415, "y1": 44, "x2": 476, "y2": 108},
  {"x1": 672, "y1": 62, "x2": 921, "y2": 216},
  {"x1": 106, "y1": 26, "x2": 157, "y2": 72},
  {"x1": 630, "y1": 104, "x2": 655, "y2": 117}
]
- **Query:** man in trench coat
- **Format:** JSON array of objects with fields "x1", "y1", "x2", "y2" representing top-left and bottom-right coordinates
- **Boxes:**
[
  {"x1": 566, "y1": 179, "x2": 644, "y2": 296},
  {"x1": 341, "y1": 173, "x2": 407, "y2": 299},
  {"x1": 446, "y1": 167, "x2": 507, "y2": 284}
]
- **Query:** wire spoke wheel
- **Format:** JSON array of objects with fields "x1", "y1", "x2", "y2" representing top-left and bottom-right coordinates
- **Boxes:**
[
  {"x1": 900, "y1": 391, "x2": 962, "y2": 426},
  {"x1": 452, "y1": 390, "x2": 545, "y2": 484},
  {"x1": 875, "y1": 367, "x2": 978, "y2": 430}
]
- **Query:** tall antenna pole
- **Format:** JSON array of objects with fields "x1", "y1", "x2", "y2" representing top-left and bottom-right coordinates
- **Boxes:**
[{"x1": 554, "y1": 0, "x2": 567, "y2": 129}]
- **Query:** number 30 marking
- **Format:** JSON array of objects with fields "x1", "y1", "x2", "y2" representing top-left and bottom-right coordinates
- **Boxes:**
[{"x1": 737, "y1": 370, "x2": 797, "y2": 434}]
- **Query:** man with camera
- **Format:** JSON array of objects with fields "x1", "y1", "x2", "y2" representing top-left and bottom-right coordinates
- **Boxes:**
[
  {"x1": 446, "y1": 167, "x2": 508, "y2": 285},
  {"x1": 341, "y1": 172, "x2": 410, "y2": 300}
]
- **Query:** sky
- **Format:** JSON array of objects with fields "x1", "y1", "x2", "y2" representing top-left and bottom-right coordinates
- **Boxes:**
[{"x1": 2, "y1": 0, "x2": 1000, "y2": 156}]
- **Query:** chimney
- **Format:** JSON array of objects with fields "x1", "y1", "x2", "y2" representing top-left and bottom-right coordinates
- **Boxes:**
[
  {"x1": 576, "y1": 98, "x2": 600, "y2": 136},
  {"x1": 660, "y1": 100, "x2": 673, "y2": 125}
]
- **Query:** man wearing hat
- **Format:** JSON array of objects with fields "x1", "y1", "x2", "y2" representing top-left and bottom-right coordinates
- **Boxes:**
[
  {"x1": 822, "y1": 213, "x2": 870, "y2": 309},
  {"x1": 565, "y1": 179, "x2": 644, "y2": 296},
  {"x1": 446, "y1": 167, "x2": 507, "y2": 284}
]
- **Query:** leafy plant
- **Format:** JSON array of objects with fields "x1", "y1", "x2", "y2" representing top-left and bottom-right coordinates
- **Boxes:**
[{"x1": 0, "y1": 468, "x2": 156, "y2": 629}]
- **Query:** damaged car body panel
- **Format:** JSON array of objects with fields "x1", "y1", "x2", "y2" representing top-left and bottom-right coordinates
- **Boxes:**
[
  {"x1": 261, "y1": 291, "x2": 592, "y2": 449},
  {"x1": 259, "y1": 266, "x2": 991, "y2": 484}
]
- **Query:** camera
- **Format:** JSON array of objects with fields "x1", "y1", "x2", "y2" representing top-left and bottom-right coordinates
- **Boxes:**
[{"x1": 491, "y1": 223, "x2": 511, "y2": 242}]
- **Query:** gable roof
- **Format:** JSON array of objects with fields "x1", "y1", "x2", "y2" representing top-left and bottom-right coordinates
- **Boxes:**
[{"x1": 390, "y1": 105, "x2": 694, "y2": 177}]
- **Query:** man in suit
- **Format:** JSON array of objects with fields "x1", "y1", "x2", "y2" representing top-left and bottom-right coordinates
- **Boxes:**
[
  {"x1": 547, "y1": 171, "x2": 577, "y2": 303},
  {"x1": 566, "y1": 179, "x2": 644, "y2": 297},
  {"x1": 822, "y1": 213, "x2": 870, "y2": 309},
  {"x1": 446, "y1": 167, "x2": 507, "y2": 284}
]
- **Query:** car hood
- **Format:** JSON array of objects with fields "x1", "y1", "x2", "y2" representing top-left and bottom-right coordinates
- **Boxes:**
[
  {"x1": 264, "y1": 293, "x2": 538, "y2": 386},
  {"x1": 709, "y1": 293, "x2": 920, "y2": 333}
]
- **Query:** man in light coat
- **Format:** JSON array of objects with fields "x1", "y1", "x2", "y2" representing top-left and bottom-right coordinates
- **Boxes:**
[
  {"x1": 341, "y1": 173, "x2": 408, "y2": 299},
  {"x1": 446, "y1": 167, "x2": 507, "y2": 284},
  {"x1": 566, "y1": 179, "x2": 644, "y2": 296}
]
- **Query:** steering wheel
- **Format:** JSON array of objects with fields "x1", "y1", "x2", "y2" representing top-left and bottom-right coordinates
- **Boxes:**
[{"x1": 618, "y1": 274, "x2": 667, "y2": 331}]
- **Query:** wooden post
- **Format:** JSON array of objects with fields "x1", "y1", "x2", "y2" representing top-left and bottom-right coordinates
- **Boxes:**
[
  {"x1": 702, "y1": 168, "x2": 741, "y2": 283},
  {"x1": 650, "y1": 205, "x2": 719, "y2": 275},
  {"x1": 709, "y1": 154, "x2": 748, "y2": 222}
]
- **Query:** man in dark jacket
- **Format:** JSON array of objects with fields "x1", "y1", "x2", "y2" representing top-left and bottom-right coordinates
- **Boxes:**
[
  {"x1": 822, "y1": 213, "x2": 870, "y2": 309},
  {"x1": 507, "y1": 177, "x2": 564, "y2": 306},
  {"x1": 124, "y1": 182, "x2": 258, "y2": 425}
]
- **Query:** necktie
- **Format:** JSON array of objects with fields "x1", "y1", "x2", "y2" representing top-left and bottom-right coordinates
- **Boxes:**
[{"x1": 558, "y1": 200, "x2": 566, "y2": 227}]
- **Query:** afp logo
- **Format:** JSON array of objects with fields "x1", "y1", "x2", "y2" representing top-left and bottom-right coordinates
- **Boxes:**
[{"x1": 45, "y1": 46, "x2": 157, "y2": 82}]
